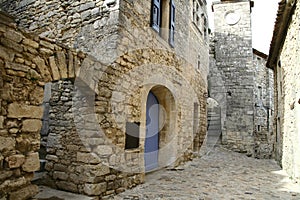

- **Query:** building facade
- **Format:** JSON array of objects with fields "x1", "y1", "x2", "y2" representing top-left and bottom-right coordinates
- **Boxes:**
[
  {"x1": 209, "y1": 0, "x2": 274, "y2": 158},
  {"x1": 0, "y1": 0, "x2": 209, "y2": 199},
  {"x1": 267, "y1": 0, "x2": 300, "y2": 185}
]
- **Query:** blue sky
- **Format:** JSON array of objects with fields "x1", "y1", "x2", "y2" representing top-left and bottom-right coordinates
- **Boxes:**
[{"x1": 207, "y1": 0, "x2": 279, "y2": 54}]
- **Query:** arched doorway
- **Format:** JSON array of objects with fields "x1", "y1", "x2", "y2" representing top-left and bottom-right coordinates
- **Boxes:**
[{"x1": 145, "y1": 92, "x2": 160, "y2": 171}]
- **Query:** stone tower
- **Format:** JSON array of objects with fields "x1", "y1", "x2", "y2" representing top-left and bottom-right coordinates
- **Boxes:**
[{"x1": 210, "y1": 0, "x2": 255, "y2": 155}]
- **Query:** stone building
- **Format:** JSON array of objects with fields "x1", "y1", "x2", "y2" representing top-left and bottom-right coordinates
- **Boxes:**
[
  {"x1": 267, "y1": 0, "x2": 300, "y2": 185},
  {"x1": 208, "y1": 0, "x2": 274, "y2": 158},
  {"x1": 0, "y1": 0, "x2": 209, "y2": 199}
]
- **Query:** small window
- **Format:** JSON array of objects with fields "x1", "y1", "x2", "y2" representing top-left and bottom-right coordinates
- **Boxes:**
[
  {"x1": 192, "y1": 0, "x2": 207, "y2": 40},
  {"x1": 197, "y1": 55, "x2": 201, "y2": 70},
  {"x1": 125, "y1": 122, "x2": 140, "y2": 149},
  {"x1": 258, "y1": 86, "x2": 262, "y2": 100}
]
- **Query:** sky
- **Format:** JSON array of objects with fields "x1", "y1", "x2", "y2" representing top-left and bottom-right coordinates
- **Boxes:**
[{"x1": 206, "y1": 0, "x2": 280, "y2": 54}]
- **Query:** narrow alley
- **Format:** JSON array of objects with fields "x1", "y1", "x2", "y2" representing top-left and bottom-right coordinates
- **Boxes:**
[{"x1": 112, "y1": 147, "x2": 300, "y2": 200}]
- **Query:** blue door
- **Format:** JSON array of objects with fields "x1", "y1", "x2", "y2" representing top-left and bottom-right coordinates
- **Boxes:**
[{"x1": 145, "y1": 92, "x2": 159, "y2": 172}]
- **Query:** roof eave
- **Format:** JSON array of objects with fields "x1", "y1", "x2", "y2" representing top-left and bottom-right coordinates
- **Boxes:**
[{"x1": 266, "y1": 0, "x2": 297, "y2": 69}]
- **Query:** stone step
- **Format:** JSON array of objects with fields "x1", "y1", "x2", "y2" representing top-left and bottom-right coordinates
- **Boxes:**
[
  {"x1": 207, "y1": 132, "x2": 221, "y2": 137},
  {"x1": 207, "y1": 114, "x2": 220, "y2": 118},
  {"x1": 207, "y1": 116, "x2": 220, "y2": 119},
  {"x1": 207, "y1": 121, "x2": 221, "y2": 125}
]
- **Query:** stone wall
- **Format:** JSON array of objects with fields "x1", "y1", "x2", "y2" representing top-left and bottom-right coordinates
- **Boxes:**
[
  {"x1": 0, "y1": 0, "x2": 120, "y2": 64},
  {"x1": 0, "y1": 11, "x2": 86, "y2": 199},
  {"x1": 117, "y1": 0, "x2": 209, "y2": 153},
  {"x1": 0, "y1": 0, "x2": 210, "y2": 199},
  {"x1": 211, "y1": 0, "x2": 255, "y2": 155},
  {"x1": 253, "y1": 52, "x2": 274, "y2": 158},
  {"x1": 273, "y1": 0, "x2": 300, "y2": 185}
]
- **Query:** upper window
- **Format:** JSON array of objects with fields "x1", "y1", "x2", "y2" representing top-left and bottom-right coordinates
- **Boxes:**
[
  {"x1": 192, "y1": 0, "x2": 208, "y2": 40},
  {"x1": 151, "y1": 0, "x2": 176, "y2": 47}
]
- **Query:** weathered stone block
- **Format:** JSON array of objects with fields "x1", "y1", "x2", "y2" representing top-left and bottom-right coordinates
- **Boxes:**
[
  {"x1": 17, "y1": 0, "x2": 35, "y2": 9},
  {"x1": 32, "y1": 56, "x2": 52, "y2": 82},
  {"x1": 68, "y1": 51, "x2": 75, "y2": 78},
  {"x1": 0, "y1": 170, "x2": 13, "y2": 182},
  {"x1": 53, "y1": 171, "x2": 68, "y2": 180},
  {"x1": 77, "y1": 152, "x2": 100, "y2": 164},
  {"x1": 26, "y1": 69, "x2": 41, "y2": 81},
  {"x1": 0, "y1": 46, "x2": 15, "y2": 62},
  {"x1": 95, "y1": 145, "x2": 113, "y2": 156},
  {"x1": 0, "y1": 176, "x2": 28, "y2": 193},
  {"x1": 40, "y1": 48, "x2": 53, "y2": 55},
  {"x1": 22, "y1": 119, "x2": 42, "y2": 132},
  {"x1": 56, "y1": 51, "x2": 68, "y2": 79},
  {"x1": 6, "y1": 154, "x2": 25, "y2": 169},
  {"x1": 53, "y1": 163, "x2": 68, "y2": 172},
  {"x1": 5, "y1": 62, "x2": 30, "y2": 72},
  {"x1": 16, "y1": 136, "x2": 34, "y2": 153},
  {"x1": 56, "y1": 181, "x2": 77, "y2": 193},
  {"x1": 22, "y1": 152, "x2": 40, "y2": 172},
  {"x1": 84, "y1": 182, "x2": 107, "y2": 196},
  {"x1": 39, "y1": 40, "x2": 55, "y2": 50},
  {"x1": 1, "y1": 37, "x2": 23, "y2": 53},
  {"x1": 30, "y1": 86, "x2": 44, "y2": 104},
  {"x1": 0, "y1": 116, "x2": 4, "y2": 129},
  {"x1": 9, "y1": 184, "x2": 38, "y2": 200},
  {"x1": 8, "y1": 103, "x2": 43, "y2": 119},
  {"x1": 4, "y1": 30, "x2": 23, "y2": 43},
  {"x1": 49, "y1": 56, "x2": 60, "y2": 80},
  {"x1": 0, "y1": 136, "x2": 15, "y2": 151},
  {"x1": 44, "y1": 161, "x2": 53, "y2": 171},
  {"x1": 79, "y1": 2, "x2": 96, "y2": 12},
  {"x1": 81, "y1": 10, "x2": 91, "y2": 20},
  {"x1": 47, "y1": 134, "x2": 62, "y2": 148},
  {"x1": 77, "y1": 164, "x2": 110, "y2": 178},
  {"x1": 22, "y1": 38, "x2": 39, "y2": 49},
  {"x1": 46, "y1": 155, "x2": 59, "y2": 162}
]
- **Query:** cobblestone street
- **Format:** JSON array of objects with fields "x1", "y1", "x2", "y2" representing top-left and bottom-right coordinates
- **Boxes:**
[{"x1": 113, "y1": 147, "x2": 300, "y2": 200}]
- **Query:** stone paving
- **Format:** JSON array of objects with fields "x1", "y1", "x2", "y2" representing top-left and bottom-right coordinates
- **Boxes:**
[{"x1": 113, "y1": 147, "x2": 300, "y2": 200}]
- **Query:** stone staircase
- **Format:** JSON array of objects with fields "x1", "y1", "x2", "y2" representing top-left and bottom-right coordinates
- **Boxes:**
[{"x1": 206, "y1": 108, "x2": 222, "y2": 147}]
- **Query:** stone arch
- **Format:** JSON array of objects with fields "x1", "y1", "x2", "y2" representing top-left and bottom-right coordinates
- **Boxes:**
[{"x1": 0, "y1": 16, "x2": 87, "y2": 197}]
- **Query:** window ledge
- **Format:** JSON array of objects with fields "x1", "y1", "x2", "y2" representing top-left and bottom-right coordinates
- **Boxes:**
[{"x1": 125, "y1": 148, "x2": 141, "y2": 153}]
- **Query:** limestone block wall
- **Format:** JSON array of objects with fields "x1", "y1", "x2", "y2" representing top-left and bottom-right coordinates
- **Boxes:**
[
  {"x1": 0, "y1": 0, "x2": 120, "y2": 64},
  {"x1": 212, "y1": 0, "x2": 255, "y2": 155},
  {"x1": 0, "y1": 13, "x2": 146, "y2": 199},
  {"x1": 42, "y1": 50, "x2": 207, "y2": 198},
  {"x1": 253, "y1": 53, "x2": 274, "y2": 158},
  {"x1": 0, "y1": 1, "x2": 209, "y2": 199},
  {"x1": 117, "y1": 0, "x2": 209, "y2": 152},
  {"x1": 0, "y1": 12, "x2": 86, "y2": 199},
  {"x1": 274, "y1": 0, "x2": 300, "y2": 184}
]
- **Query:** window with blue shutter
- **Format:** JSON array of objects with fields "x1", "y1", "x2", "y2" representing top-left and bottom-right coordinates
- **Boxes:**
[
  {"x1": 169, "y1": 0, "x2": 175, "y2": 47},
  {"x1": 151, "y1": 0, "x2": 175, "y2": 46},
  {"x1": 151, "y1": 0, "x2": 161, "y2": 32}
]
